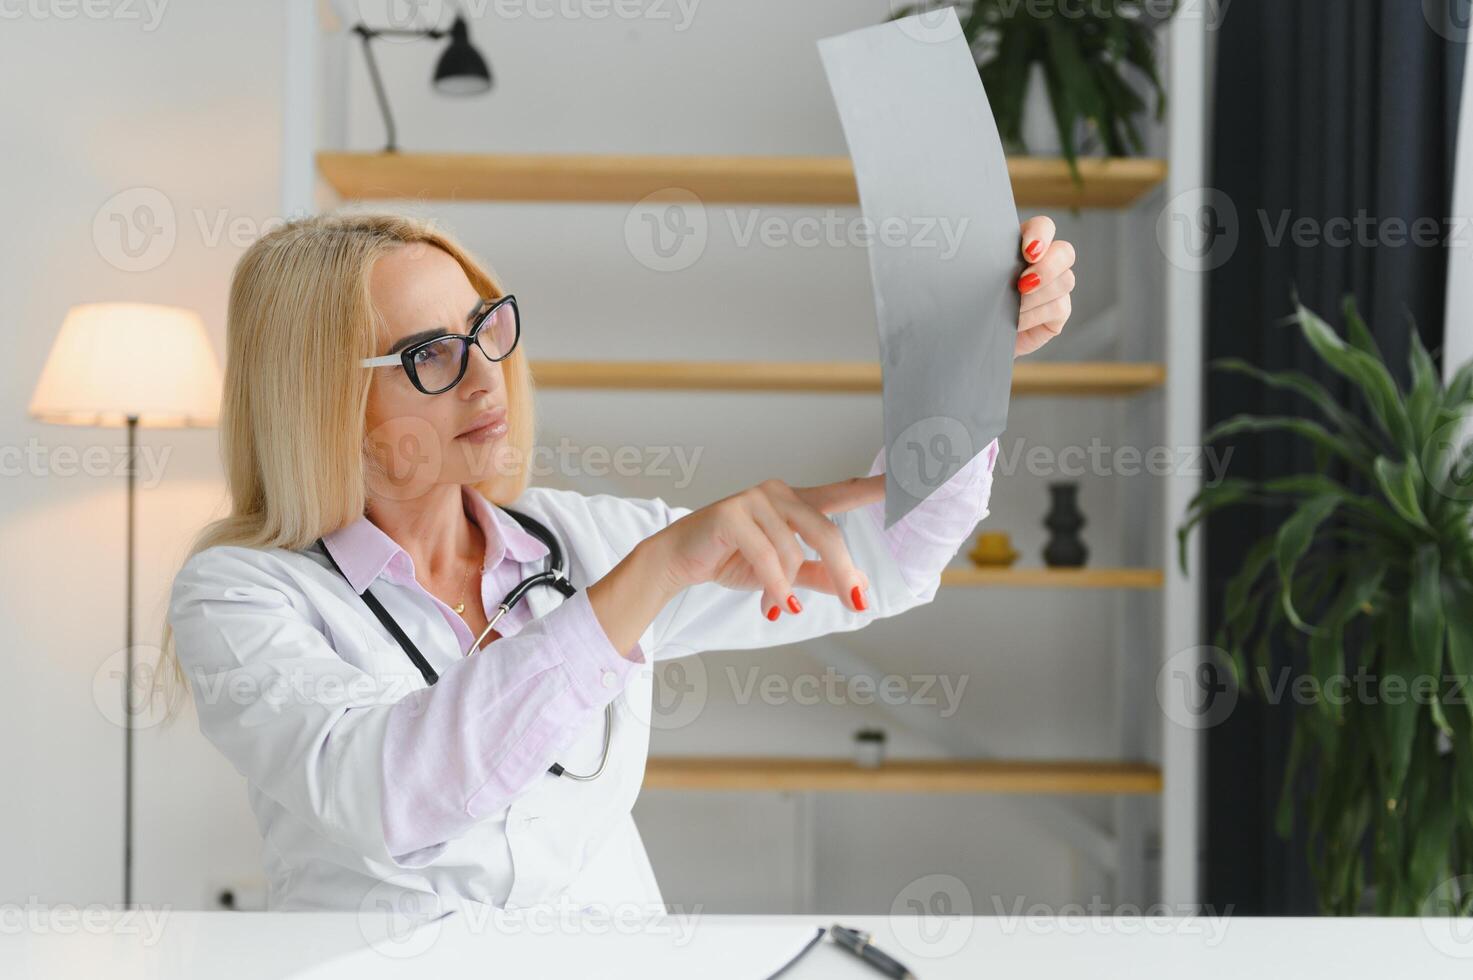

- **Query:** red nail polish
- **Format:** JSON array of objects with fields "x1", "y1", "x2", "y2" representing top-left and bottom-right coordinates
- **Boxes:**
[
  {"x1": 851, "y1": 585, "x2": 868, "y2": 611},
  {"x1": 786, "y1": 594, "x2": 802, "y2": 614},
  {"x1": 1019, "y1": 273, "x2": 1041, "y2": 294},
  {"x1": 1025, "y1": 239, "x2": 1042, "y2": 260},
  {"x1": 766, "y1": 604, "x2": 781, "y2": 621}
]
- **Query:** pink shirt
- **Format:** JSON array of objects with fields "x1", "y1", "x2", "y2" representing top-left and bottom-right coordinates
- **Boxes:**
[{"x1": 327, "y1": 440, "x2": 999, "y2": 859}]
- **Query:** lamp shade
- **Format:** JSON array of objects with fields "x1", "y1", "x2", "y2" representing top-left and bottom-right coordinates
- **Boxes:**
[
  {"x1": 29, "y1": 302, "x2": 222, "y2": 428},
  {"x1": 432, "y1": 15, "x2": 492, "y2": 95}
]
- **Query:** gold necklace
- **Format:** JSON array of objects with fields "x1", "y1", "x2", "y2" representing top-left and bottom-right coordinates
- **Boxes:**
[{"x1": 452, "y1": 547, "x2": 480, "y2": 616}]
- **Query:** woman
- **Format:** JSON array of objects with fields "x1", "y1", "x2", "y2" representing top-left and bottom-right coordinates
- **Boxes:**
[{"x1": 162, "y1": 210, "x2": 1076, "y2": 916}]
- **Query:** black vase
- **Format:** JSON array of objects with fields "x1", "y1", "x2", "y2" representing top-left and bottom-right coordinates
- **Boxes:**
[{"x1": 1043, "y1": 482, "x2": 1088, "y2": 567}]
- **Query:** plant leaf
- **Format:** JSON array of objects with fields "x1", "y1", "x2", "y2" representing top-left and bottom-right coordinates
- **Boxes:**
[
  {"x1": 1407, "y1": 735, "x2": 1456, "y2": 908},
  {"x1": 1410, "y1": 545, "x2": 1445, "y2": 668},
  {"x1": 1444, "y1": 579, "x2": 1473, "y2": 725},
  {"x1": 1178, "y1": 479, "x2": 1264, "y2": 574},
  {"x1": 1342, "y1": 294, "x2": 1384, "y2": 362},
  {"x1": 1374, "y1": 608, "x2": 1420, "y2": 818},
  {"x1": 1275, "y1": 493, "x2": 1340, "y2": 632},
  {"x1": 1204, "y1": 414, "x2": 1373, "y2": 476},
  {"x1": 1293, "y1": 300, "x2": 1413, "y2": 449},
  {"x1": 1276, "y1": 724, "x2": 1306, "y2": 838},
  {"x1": 1209, "y1": 357, "x2": 1388, "y2": 457},
  {"x1": 1374, "y1": 456, "x2": 1431, "y2": 531},
  {"x1": 1223, "y1": 537, "x2": 1276, "y2": 636},
  {"x1": 1406, "y1": 314, "x2": 1439, "y2": 444},
  {"x1": 1309, "y1": 561, "x2": 1387, "y2": 724}
]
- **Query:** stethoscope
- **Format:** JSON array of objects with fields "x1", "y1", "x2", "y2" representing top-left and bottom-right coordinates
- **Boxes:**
[{"x1": 313, "y1": 506, "x2": 613, "y2": 781}]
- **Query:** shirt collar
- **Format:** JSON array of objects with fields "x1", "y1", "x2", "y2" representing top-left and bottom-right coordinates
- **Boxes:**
[{"x1": 321, "y1": 485, "x2": 549, "y2": 595}]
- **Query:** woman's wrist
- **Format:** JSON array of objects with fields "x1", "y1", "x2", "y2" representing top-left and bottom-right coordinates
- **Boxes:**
[
  {"x1": 632, "y1": 532, "x2": 689, "y2": 604},
  {"x1": 584, "y1": 535, "x2": 684, "y2": 660}
]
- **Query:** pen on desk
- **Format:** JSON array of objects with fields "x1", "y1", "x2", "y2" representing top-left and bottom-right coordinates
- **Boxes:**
[{"x1": 830, "y1": 924, "x2": 915, "y2": 980}]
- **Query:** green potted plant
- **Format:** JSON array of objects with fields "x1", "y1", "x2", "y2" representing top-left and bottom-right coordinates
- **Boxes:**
[
  {"x1": 890, "y1": 0, "x2": 1179, "y2": 185},
  {"x1": 1178, "y1": 295, "x2": 1473, "y2": 915}
]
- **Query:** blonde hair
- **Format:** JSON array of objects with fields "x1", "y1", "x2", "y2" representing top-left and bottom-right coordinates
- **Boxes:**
[{"x1": 155, "y1": 209, "x2": 536, "y2": 715}]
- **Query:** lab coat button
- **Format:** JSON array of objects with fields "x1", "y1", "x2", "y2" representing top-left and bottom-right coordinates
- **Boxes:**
[{"x1": 601, "y1": 670, "x2": 617, "y2": 689}]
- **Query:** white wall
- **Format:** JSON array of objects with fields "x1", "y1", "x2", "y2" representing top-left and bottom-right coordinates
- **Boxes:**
[
  {"x1": 0, "y1": 1, "x2": 288, "y2": 907},
  {"x1": 1, "y1": 0, "x2": 1164, "y2": 913}
]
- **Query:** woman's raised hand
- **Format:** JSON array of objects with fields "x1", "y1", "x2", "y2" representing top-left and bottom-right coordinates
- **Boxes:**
[
  {"x1": 649, "y1": 474, "x2": 884, "y2": 620},
  {"x1": 1015, "y1": 215, "x2": 1077, "y2": 358}
]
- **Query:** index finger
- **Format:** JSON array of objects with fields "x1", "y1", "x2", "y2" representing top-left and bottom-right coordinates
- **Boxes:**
[
  {"x1": 773, "y1": 490, "x2": 871, "y2": 611},
  {"x1": 791, "y1": 473, "x2": 885, "y2": 515},
  {"x1": 1021, "y1": 214, "x2": 1057, "y2": 264}
]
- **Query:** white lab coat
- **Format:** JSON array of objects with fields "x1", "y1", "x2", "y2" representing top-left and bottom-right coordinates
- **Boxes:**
[{"x1": 167, "y1": 481, "x2": 945, "y2": 916}]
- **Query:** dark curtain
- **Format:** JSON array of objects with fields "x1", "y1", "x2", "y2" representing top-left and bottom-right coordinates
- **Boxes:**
[{"x1": 1204, "y1": 0, "x2": 1466, "y2": 913}]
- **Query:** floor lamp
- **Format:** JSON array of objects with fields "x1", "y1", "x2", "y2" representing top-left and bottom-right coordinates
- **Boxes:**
[{"x1": 28, "y1": 302, "x2": 222, "y2": 907}]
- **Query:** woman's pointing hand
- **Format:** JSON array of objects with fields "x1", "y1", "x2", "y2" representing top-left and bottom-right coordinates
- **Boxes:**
[{"x1": 650, "y1": 474, "x2": 883, "y2": 620}]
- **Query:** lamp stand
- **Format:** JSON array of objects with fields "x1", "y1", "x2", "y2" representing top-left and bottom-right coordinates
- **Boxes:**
[
  {"x1": 123, "y1": 413, "x2": 137, "y2": 908},
  {"x1": 352, "y1": 24, "x2": 448, "y2": 154},
  {"x1": 353, "y1": 26, "x2": 404, "y2": 153}
]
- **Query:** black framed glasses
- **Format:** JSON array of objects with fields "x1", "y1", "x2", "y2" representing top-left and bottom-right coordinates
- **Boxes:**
[{"x1": 361, "y1": 294, "x2": 520, "y2": 395}]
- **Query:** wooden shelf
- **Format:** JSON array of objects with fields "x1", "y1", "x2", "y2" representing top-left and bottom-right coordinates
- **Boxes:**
[
  {"x1": 941, "y1": 567, "x2": 1164, "y2": 589},
  {"x1": 643, "y1": 757, "x2": 1162, "y2": 794},
  {"x1": 529, "y1": 360, "x2": 1164, "y2": 397},
  {"x1": 1008, "y1": 156, "x2": 1168, "y2": 208},
  {"x1": 318, "y1": 152, "x2": 1167, "y2": 209}
]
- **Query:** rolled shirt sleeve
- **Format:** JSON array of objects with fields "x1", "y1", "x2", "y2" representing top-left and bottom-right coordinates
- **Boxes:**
[{"x1": 860, "y1": 438, "x2": 999, "y2": 598}]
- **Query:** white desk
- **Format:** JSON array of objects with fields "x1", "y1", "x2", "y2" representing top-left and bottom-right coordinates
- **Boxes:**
[{"x1": 4, "y1": 909, "x2": 1470, "y2": 978}]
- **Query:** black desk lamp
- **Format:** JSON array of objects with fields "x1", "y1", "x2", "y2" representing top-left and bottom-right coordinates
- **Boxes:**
[{"x1": 353, "y1": 8, "x2": 493, "y2": 153}]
